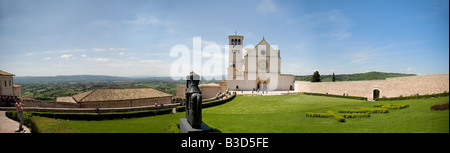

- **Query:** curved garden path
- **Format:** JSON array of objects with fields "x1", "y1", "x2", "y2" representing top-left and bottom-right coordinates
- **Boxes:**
[{"x1": 0, "y1": 111, "x2": 30, "y2": 133}]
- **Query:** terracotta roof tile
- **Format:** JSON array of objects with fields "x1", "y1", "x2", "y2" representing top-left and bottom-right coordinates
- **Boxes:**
[
  {"x1": 0, "y1": 70, "x2": 15, "y2": 76},
  {"x1": 73, "y1": 88, "x2": 172, "y2": 102}
]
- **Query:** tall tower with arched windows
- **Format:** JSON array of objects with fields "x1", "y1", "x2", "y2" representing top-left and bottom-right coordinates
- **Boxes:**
[{"x1": 227, "y1": 35, "x2": 244, "y2": 80}]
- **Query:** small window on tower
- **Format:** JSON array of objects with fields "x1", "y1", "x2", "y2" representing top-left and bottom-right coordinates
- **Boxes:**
[{"x1": 238, "y1": 39, "x2": 241, "y2": 45}]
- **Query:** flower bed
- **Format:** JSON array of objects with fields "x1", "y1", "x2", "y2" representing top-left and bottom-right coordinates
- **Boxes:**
[{"x1": 430, "y1": 103, "x2": 449, "y2": 110}]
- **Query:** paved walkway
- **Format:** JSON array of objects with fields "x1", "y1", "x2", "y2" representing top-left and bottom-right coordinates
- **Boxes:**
[{"x1": 0, "y1": 111, "x2": 30, "y2": 133}]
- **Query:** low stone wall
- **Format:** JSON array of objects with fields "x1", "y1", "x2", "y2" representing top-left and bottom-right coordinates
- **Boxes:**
[
  {"x1": 294, "y1": 73, "x2": 449, "y2": 101},
  {"x1": 0, "y1": 103, "x2": 180, "y2": 113}
]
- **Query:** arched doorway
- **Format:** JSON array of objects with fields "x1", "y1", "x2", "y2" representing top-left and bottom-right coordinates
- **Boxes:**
[
  {"x1": 256, "y1": 81, "x2": 261, "y2": 90},
  {"x1": 262, "y1": 81, "x2": 267, "y2": 91},
  {"x1": 373, "y1": 89, "x2": 380, "y2": 100}
]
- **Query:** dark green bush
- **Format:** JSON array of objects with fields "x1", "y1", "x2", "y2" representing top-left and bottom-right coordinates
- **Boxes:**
[
  {"x1": 31, "y1": 108, "x2": 174, "y2": 121},
  {"x1": 30, "y1": 93, "x2": 236, "y2": 121}
]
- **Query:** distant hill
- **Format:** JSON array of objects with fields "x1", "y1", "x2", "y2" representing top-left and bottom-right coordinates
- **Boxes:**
[
  {"x1": 13, "y1": 75, "x2": 223, "y2": 84},
  {"x1": 14, "y1": 75, "x2": 130, "y2": 83},
  {"x1": 295, "y1": 72, "x2": 416, "y2": 82}
]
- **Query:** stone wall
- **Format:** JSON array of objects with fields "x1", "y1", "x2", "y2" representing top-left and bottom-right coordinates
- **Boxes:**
[{"x1": 294, "y1": 73, "x2": 449, "y2": 101}]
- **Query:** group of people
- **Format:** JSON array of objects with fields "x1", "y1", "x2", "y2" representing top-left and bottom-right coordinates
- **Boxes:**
[{"x1": 252, "y1": 88, "x2": 267, "y2": 94}]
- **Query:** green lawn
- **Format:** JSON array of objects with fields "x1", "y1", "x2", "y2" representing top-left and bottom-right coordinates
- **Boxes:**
[{"x1": 61, "y1": 94, "x2": 449, "y2": 133}]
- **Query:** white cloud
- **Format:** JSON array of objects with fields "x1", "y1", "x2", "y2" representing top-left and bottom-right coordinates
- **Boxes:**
[
  {"x1": 95, "y1": 58, "x2": 109, "y2": 62},
  {"x1": 129, "y1": 57, "x2": 141, "y2": 60},
  {"x1": 119, "y1": 52, "x2": 124, "y2": 55},
  {"x1": 81, "y1": 54, "x2": 87, "y2": 58},
  {"x1": 92, "y1": 48, "x2": 106, "y2": 52},
  {"x1": 43, "y1": 57, "x2": 51, "y2": 60},
  {"x1": 58, "y1": 54, "x2": 73, "y2": 60},
  {"x1": 24, "y1": 53, "x2": 34, "y2": 56}
]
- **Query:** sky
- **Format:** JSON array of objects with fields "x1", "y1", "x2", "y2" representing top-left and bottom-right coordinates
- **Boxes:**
[{"x1": 0, "y1": 0, "x2": 448, "y2": 77}]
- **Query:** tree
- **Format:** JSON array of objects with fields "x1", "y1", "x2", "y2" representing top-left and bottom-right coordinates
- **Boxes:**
[
  {"x1": 310, "y1": 71, "x2": 321, "y2": 82},
  {"x1": 332, "y1": 72, "x2": 336, "y2": 82}
]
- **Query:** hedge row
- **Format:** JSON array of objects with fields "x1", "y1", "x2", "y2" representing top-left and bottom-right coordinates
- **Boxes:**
[
  {"x1": 373, "y1": 104, "x2": 409, "y2": 110},
  {"x1": 31, "y1": 93, "x2": 236, "y2": 121},
  {"x1": 338, "y1": 107, "x2": 388, "y2": 114},
  {"x1": 338, "y1": 113, "x2": 370, "y2": 118},
  {"x1": 303, "y1": 92, "x2": 368, "y2": 101},
  {"x1": 328, "y1": 111, "x2": 345, "y2": 122},
  {"x1": 32, "y1": 108, "x2": 174, "y2": 121},
  {"x1": 306, "y1": 111, "x2": 369, "y2": 122},
  {"x1": 6, "y1": 111, "x2": 79, "y2": 133},
  {"x1": 306, "y1": 112, "x2": 332, "y2": 118},
  {"x1": 176, "y1": 93, "x2": 236, "y2": 112},
  {"x1": 375, "y1": 92, "x2": 449, "y2": 101},
  {"x1": 430, "y1": 103, "x2": 449, "y2": 110}
]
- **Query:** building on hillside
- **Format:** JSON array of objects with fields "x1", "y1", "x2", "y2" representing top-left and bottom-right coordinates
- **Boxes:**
[
  {"x1": 56, "y1": 88, "x2": 173, "y2": 108},
  {"x1": 225, "y1": 35, "x2": 295, "y2": 91},
  {"x1": 0, "y1": 70, "x2": 21, "y2": 97}
]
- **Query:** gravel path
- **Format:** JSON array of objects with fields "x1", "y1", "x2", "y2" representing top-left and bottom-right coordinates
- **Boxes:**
[{"x1": 0, "y1": 111, "x2": 30, "y2": 133}]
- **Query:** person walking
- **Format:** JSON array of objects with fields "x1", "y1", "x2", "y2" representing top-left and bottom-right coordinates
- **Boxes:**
[{"x1": 15, "y1": 97, "x2": 25, "y2": 132}]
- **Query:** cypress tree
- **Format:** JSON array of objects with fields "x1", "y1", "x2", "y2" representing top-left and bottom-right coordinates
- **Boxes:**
[
  {"x1": 332, "y1": 72, "x2": 336, "y2": 82},
  {"x1": 311, "y1": 71, "x2": 321, "y2": 82}
]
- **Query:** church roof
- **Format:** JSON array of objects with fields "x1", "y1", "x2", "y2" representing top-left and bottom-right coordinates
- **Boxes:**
[
  {"x1": 0, "y1": 70, "x2": 15, "y2": 76},
  {"x1": 72, "y1": 88, "x2": 172, "y2": 102}
]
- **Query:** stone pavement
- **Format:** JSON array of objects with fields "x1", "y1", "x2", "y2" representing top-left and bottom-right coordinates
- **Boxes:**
[{"x1": 0, "y1": 111, "x2": 30, "y2": 133}]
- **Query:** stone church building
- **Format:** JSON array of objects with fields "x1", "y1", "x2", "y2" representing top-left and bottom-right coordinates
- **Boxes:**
[{"x1": 226, "y1": 35, "x2": 295, "y2": 91}]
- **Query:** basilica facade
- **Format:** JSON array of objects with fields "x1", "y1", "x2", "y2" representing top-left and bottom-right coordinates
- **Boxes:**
[{"x1": 226, "y1": 35, "x2": 295, "y2": 91}]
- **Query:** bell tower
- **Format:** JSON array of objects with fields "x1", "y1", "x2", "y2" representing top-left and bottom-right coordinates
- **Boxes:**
[{"x1": 227, "y1": 34, "x2": 244, "y2": 80}]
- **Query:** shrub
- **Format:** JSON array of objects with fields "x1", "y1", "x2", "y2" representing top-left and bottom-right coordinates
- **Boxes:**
[
  {"x1": 333, "y1": 115, "x2": 345, "y2": 122},
  {"x1": 338, "y1": 113, "x2": 370, "y2": 118},
  {"x1": 338, "y1": 107, "x2": 388, "y2": 114},
  {"x1": 176, "y1": 93, "x2": 236, "y2": 112},
  {"x1": 30, "y1": 94, "x2": 237, "y2": 121},
  {"x1": 430, "y1": 103, "x2": 449, "y2": 110},
  {"x1": 373, "y1": 104, "x2": 409, "y2": 110},
  {"x1": 306, "y1": 112, "x2": 332, "y2": 118},
  {"x1": 31, "y1": 108, "x2": 174, "y2": 121}
]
